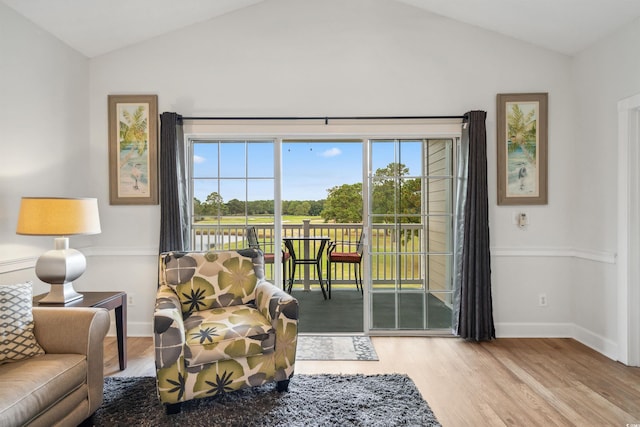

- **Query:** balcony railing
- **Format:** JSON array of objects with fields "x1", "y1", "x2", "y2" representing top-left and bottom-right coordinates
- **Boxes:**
[{"x1": 191, "y1": 220, "x2": 452, "y2": 291}]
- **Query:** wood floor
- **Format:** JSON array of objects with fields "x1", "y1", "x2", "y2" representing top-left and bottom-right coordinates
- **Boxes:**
[{"x1": 104, "y1": 336, "x2": 640, "y2": 426}]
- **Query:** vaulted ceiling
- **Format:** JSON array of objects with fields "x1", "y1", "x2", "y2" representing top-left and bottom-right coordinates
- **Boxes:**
[{"x1": 2, "y1": 0, "x2": 640, "y2": 57}]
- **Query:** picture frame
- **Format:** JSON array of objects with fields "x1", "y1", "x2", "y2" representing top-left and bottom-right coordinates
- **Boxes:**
[
  {"x1": 497, "y1": 92, "x2": 548, "y2": 205},
  {"x1": 108, "y1": 94, "x2": 158, "y2": 205}
]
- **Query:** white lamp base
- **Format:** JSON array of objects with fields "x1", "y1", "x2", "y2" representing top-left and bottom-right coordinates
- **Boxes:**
[
  {"x1": 35, "y1": 237, "x2": 86, "y2": 304},
  {"x1": 38, "y1": 283, "x2": 83, "y2": 304}
]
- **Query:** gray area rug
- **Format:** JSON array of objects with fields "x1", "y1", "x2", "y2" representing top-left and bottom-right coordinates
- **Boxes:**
[
  {"x1": 92, "y1": 374, "x2": 440, "y2": 426},
  {"x1": 296, "y1": 335, "x2": 379, "y2": 361}
]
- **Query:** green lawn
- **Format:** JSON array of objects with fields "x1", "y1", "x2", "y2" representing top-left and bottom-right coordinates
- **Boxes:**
[
  {"x1": 194, "y1": 215, "x2": 326, "y2": 225},
  {"x1": 192, "y1": 217, "x2": 449, "y2": 293}
]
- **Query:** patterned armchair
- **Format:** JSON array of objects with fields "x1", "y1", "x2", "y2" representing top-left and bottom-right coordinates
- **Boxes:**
[{"x1": 153, "y1": 249, "x2": 298, "y2": 414}]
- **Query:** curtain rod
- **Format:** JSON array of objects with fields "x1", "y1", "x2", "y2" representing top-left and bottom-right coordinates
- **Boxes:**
[{"x1": 181, "y1": 115, "x2": 467, "y2": 124}]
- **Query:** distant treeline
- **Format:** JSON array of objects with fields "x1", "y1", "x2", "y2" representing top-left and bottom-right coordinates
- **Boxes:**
[
  {"x1": 194, "y1": 197, "x2": 325, "y2": 218},
  {"x1": 193, "y1": 163, "x2": 422, "y2": 224}
]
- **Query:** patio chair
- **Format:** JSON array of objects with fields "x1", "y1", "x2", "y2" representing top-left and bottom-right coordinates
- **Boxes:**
[
  {"x1": 326, "y1": 232, "x2": 364, "y2": 298},
  {"x1": 246, "y1": 226, "x2": 291, "y2": 289}
]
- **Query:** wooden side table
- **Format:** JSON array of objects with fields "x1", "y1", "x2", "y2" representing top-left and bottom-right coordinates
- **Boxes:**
[{"x1": 33, "y1": 291, "x2": 127, "y2": 370}]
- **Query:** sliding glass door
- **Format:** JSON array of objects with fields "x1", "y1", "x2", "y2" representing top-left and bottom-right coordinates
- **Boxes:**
[
  {"x1": 187, "y1": 135, "x2": 458, "y2": 334},
  {"x1": 367, "y1": 139, "x2": 455, "y2": 332}
]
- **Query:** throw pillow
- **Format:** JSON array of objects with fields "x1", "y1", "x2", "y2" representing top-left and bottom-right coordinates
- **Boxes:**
[{"x1": 0, "y1": 282, "x2": 45, "y2": 364}]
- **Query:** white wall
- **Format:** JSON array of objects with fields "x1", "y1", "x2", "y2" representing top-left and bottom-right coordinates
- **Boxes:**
[
  {"x1": 86, "y1": 0, "x2": 578, "y2": 337},
  {"x1": 0, "y1": 3, "x2": 90, "y2": 295},
  {"x1": 571, "y1": 17, "x2": 640, "y2": 358}
]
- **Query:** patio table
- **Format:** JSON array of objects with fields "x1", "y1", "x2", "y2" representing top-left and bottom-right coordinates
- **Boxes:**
[{"x1": 283, "y1": 236, "x2": 329, "y2": 299}]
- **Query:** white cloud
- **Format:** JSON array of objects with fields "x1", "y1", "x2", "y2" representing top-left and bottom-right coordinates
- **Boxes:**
[
  {"x1": 193, "y1": 155, "x2": 206, "y2": 164},
  {"x1": 320, "y1": 147, "x2": 342, "y2": 158}
]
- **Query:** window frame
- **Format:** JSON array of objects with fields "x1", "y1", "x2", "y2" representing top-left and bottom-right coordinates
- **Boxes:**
[{"x1": 184, "y1": 121, "x2": 462, "y2": 334}]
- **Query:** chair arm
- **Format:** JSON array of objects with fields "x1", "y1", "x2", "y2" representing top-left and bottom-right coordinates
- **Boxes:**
[
  {"x1": 153, "y1": 285, "x2": 186, "y2": 369},
  {"x1": 255, "y1": 280, "x2": 298, "y2": 326},
  {"x1": 32, "y1": 307, "x2": 110, "y2": 415},
  {"x1": 32, "y1": 307, "x2": 110, "y2": 356},
  {"x1": 255, "y1": 280, "x2": 298, "y2": 376},
  {"x1": 257, "y1": 242, "x2": 289, "y2": 254},
  {"x1": 328, "y1": 240, "x2": 359, "y2": 253}
]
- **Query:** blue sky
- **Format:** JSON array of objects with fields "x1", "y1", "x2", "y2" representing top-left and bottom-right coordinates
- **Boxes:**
[
  {"x1": 282, "y1": 142, "x2": 362, "y2": 200},
  {"x1": 192, "y1": 141, "x2": 422, "y2": 202}
]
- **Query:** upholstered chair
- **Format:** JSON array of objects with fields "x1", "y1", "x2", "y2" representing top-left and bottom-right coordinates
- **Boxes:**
[{"x1": 153, "y1": 248, "x2": 298, "y2": 414}]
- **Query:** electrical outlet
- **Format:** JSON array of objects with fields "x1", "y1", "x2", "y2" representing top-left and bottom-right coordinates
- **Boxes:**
[
  {"x1": 538, "y1": 293, "x2": 547, "y2": 307},
  {"x1": 128, "y1": 294, "x2": 135, "y2": 306}
]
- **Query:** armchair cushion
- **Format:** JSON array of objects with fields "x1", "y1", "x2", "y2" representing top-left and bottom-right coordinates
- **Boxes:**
[
  {"x1": 184, "y1": 305, "x2": 274, "y2": 366},
  {"x1": 0, "y1": 282, "x2": 44, "y2": 365},
  {"x1": 161, "y1": 251, "x2": 259, "y2": 315}
]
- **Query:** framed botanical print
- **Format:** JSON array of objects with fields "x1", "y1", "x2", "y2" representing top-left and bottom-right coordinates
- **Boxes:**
[
  {"x1": 108, "y1": 94, "x2": 158, "y2": 205},
  {"x1": 497, "y1": 92, "x2": 548, "y2": 205}
]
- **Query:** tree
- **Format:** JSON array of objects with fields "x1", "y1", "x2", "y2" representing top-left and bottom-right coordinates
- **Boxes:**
[
  {"x1": 248, "y1": 200, "x2": 273, "y2": 215},
  {"x1": 202, "y1": 192, "x2": 226, "y2": 216},
  {"x1": 309, "y1": 200, "x2": 324, "y2": 216},
  {"x1": 288, "y1": 201, "x2": 300, "y2": 216},
  {"x1": 281, "y1": 200, "x2": 292, "y2": 215},
  {"x1": 400, "y1": 178, "x2": 421, "y2": 218},
  {"x1": 293, "y1": 201, "x2": 311, "y2": 216},
  {"x1": 321, "y1": 183, "x2": 362, "y2": 223},
  {"x1": 193, "y1": 197, "x2": 203, "y2": 220},
  {"x1": 226, "y1": 198, "x2": 245, "y2": 215},
  {"x1": 371, "y1": 163, "x2": 410, "y2": 223},
  {"x1": 371, "y1": 163, "x2": 422, "y2": 245}
]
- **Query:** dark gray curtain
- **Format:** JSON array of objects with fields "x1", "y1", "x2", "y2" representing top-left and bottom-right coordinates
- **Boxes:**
[
  {"x1": 159, "y1": 112, "x2": 189, "y2": 253},
  {"x1": 454, "y1": 110, "x2": 495, "y2": 341}
]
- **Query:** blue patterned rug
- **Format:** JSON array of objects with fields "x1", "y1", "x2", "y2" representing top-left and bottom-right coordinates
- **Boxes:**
[{"x1": 296, "y1": 335, "x2": 379, "y2": 361}]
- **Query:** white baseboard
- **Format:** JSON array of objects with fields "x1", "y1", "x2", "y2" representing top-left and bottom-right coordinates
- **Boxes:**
[
  {"x1": 496, "y1": 322, "x2": 618, "y2": 361},
  {"x1": 107, "y1": 321, "x2": 152, "y2": 338},
  {"x1": 495, "y1": 322, "x2": 573, "y2": 338},
  {"x1": 571, "y1": 324, "x2": 619, "y2": 361}
]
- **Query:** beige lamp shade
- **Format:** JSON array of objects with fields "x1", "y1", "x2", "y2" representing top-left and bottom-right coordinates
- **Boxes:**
[{"x1": 16, "y1": 197, "x2": 101, "y2": 236}]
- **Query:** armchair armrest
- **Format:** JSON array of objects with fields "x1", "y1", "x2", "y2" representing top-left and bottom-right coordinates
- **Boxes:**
[
  {"x1": 255, "y1": 280, "x2": 298, "y2": 326},
  {"x1": 154, "y1": 285, "x2": 186, "y2": 369},
  {"x1": 255, "y1": 280, "x2": 298, "y2": 377}
]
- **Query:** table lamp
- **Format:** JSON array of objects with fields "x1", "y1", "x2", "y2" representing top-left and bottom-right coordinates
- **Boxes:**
[{"x1": 16, "y1": 197, "x2": 101, "y2": 303}]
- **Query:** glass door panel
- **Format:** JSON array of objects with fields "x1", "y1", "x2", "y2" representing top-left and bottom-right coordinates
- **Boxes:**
[
  {"x1": 399, "y1": 292, "x2": 425, "y2": 329},
  {"x1": 190, "y1": 139, "x2": 275, "y2": 255},
  {"x1": 368, "y1": 139, "x2": 455, "y2": 332}
]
